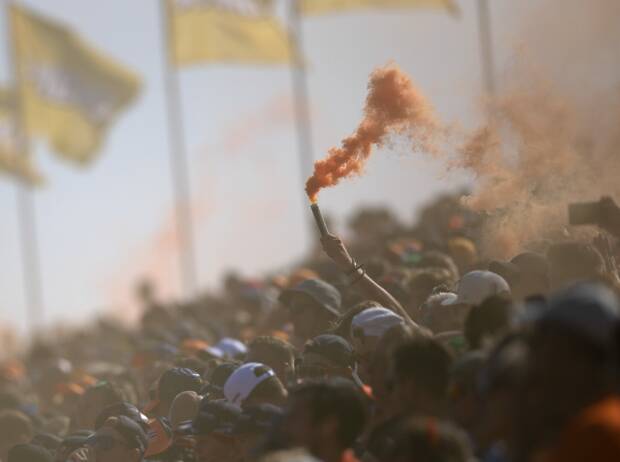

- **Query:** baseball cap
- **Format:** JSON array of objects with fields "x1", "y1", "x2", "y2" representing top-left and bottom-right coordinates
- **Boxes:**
[
  {"x1": 303, "y1": 335, "x2": 355, "y2": 369},
  {"x1": 144, "y1": 367, "x2": 203, "y2": 413},
  {"x1": 180, "y1": 399, "x2": 241, "y2": 436},
  {"x1": 350, "y1": 308, "x2": 405, "y2": 339},
  {"x1": 223, "y1": 362, "x2": 276, "y2": 407},
  {"x1": 537, "y1": 283, "x2": 620, "y2": 351},
  {"x1": 215, "y1": 338, "x2": 248, "y2": 360},
  {"x1": 30, "y1": 433, "x2": 62, "y2": 452},
  {"x1": 202, "y1": 362, "x2": 241, "y2": 398},
  {"x1": 7, "y1": 444, "x2": 53, "y2": 462},
  {"x1": 280, "y1": 279, "x2": 342, "y2": 317},
  {"x1": 95, "y1": 402, "x2": 149, "y2": 431},
  {"x1": 442, "y1": 271, "x2": 510, "y2": 307},
  {"x1": 233, "y1": 404, "x2": 283, "y2": 435},
  {"x1": 58, "y1": 432, "x2": 94, "y2": 457},
  {"x1": 89, "y1": 416, "x2": 149, "y2": 455}
]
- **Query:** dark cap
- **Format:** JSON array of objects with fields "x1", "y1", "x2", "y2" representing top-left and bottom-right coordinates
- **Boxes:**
[
  {"x1": 538, "y1": 283, "x2": 620, "y2": 351},
  {"x1": 202, "y1": 362, "x2": 241, "y2": 397},
  {"x1": 31, "y1": 433, "x2": 62, "y2": 452},
  {"x1": 233, "y1": 404, "x2": 283, "y2": 435},
  {"x1": 59, "y1": 432, "x2": 94, "y2": 455},
  {"x1": 280, "y1": 279, "x2": 342, "y2": 317},
  {"x1": 98, "y1": 415, "x2": 149, "y2": 454},
  {"x1": 7, "y1": 444, "x2": 53, "y2": 462},
  {"x1": 488, "y1": 260, "x2": 521, "y2": 287},
  {"x1": 146, "y1": 367, "x2": 203, "y2": 412},
  {"x1": 182, "y1": 399, "x2": 241, "y2": 436},
  {"x1": 303, "y1": 335, "x2": 355, "y2": 368},
  {"x1": 511, "y1": 252, "x2": 549, "y2": 276},
  {"x1": 95, "y1": 402, "x2": 149, "y2": 431}
]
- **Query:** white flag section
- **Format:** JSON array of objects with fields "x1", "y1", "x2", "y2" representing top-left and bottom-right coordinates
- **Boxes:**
[{"x1": 0, "y1": 89, "x2": 41, "y2": 185}]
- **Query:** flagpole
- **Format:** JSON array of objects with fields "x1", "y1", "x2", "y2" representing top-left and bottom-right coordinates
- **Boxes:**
[
  {"x1": 159, "y1": 0, "x2": 198, "y2": 296},
  {"x1": 287, "y1": 0, "x2": 316, "y2": 203},
  {"x1": 4, "y1": 0, "x2": 45, "y2": 331},
  {"x1": 476, "y1": 0, "x2": 496, "y2": 95}
]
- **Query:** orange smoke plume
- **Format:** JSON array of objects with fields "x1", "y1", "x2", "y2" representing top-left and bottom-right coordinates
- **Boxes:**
[{"x1": 305, "y1": 63, "x2": 439, "y2": 203}]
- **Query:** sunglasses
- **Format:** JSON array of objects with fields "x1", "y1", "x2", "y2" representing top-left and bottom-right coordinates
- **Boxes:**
[{"x1": 86, "y1": 434, "x2": 131, "y2": 452}]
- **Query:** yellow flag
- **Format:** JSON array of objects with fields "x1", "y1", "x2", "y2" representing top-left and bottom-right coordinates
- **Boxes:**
[
  {"x1": 10, "y1": 5, "x2": 141, "y2": 164},
  {"x1": 301, "y1": 0, "x2": 458, "y2": 15},
  {"x1": 0, "y1": 88, "x2": 42, "y2": 185},
  {"x1": 170, "y1": 0, "x2": 293, "y2": 66}
]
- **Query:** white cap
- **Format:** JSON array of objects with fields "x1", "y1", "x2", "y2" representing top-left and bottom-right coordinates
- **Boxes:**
[
  {"x1": 350, "y1": 308, "x2": 405, "y2": 339},
  {"x1": 215, "y1": 337, "x2": 248, "y2": 359},
  {"x1": 223, "y1": 362, "x2": 275, "y2": 407},
  {"x1": 442, "y1": 270, "x2": 510, "y2": 307}
]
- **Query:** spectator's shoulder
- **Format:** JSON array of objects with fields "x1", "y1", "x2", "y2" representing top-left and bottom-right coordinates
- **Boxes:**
[{"x1": 549, "y1": 396, "x2": 620, "y2": 462}]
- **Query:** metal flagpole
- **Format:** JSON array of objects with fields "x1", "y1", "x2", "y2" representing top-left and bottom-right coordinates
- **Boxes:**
[
  {"x1": 158, "y1": 0, "x2": 198, "y2": 296},
  {"x1": 4, "y1": 0, "x2": 45, "y2": 331},
  {"x1": 476, "y1": 0, "x2": 496, "y2": 96},
  {"x1": 287, "y1": 0, "x2": 316, "y2": 199}
]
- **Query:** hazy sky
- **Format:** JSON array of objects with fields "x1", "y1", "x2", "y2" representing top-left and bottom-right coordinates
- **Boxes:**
[{"x1": 0, "y1": 0, "x2": 538, "y2": 332}]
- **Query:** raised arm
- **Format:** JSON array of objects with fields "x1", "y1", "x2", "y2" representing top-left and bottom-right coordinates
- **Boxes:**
[{"x1": 320, "y1": 233, "x2": 416, "y2": 327}]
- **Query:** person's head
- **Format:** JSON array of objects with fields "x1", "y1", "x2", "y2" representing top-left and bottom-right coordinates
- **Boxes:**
[
  {"x1": 448, "y1": 237, "x2": 479, "y2": 274},
  {"x1": 510, "y1": 252, "x2": 550, "y2": 298},
  {"x1": 389, "y1": 337, "x2": 454, "y2": 418},
  {"x1": 477, "y1": 333, "x2": 529, "y2": 453},
  {"x1": 449, "y1": 270, "x2": 511, "y2": 308},
  {"x1": 214, "y1": 338, "x2": 248, "y2": 361},
  {"x1": 447, "y1": 352, "x2": 486, "y2": 435},
  {"x1": 234, "y1": 404, "x2": 283, "y2": 461},
  {"x1": 188, "y1": 400, "x2": 242, "y2": 462},
  {"x1": 203, "y1": 361, "x2": 241, "y2": 400},
  {"x1": 31, "y1": 433, "x2": 62, "y2": 453},
  {"x1": 418, "y1": 292, "x2": 466, "y2": 334},
  {"x1": 145, "y1": 367, "x2": 203, "y2": 418},
  {"x1": 385, "y1": 417, "x2": 473, "y2": 462},
  {"x1": 169, "y1": 390, "x2": 201, "y2": 430},
  {"x1": 368, "y1": 325, "x2": 416, "y2": 418},
  {"x1": 77, "y1": 381, "x2": 125, "y2": 429},
  {"x1": 94, "y1": 402, "x2": 149, "y2": 432},
  {"x1": 430, "y1": 271, "x2": 511, "y2": 333},
  {"x1": 7, "y1": 444, "x2": 53, "y2": 462},
  {"x1": 247, "y1": 337, "x2": 296, "y2": 384},
  {"x1": 55, "y1": 432, "x2": 94, "y2": 462},
  {"x1": 298, "y1": 335, "x2": 358, "y2": 384},
  {"x1": 280, "y1": 279, "x2": 342, "y2": 341},
  {"x1": 284, "y1": 380, "x2": 367, "y2": 461},
  {"x1": 407, "y1": 268, "x2": 456, "y2": 318},
  {"x1": 464, "y1": 295, "x2": 514, "y2": 349},
  {"x1": 0, "y1": 410, "x2": 33, "y2": 461},
  {"x1": 520, "y1": 282, "x2": 620, "y2": 446},
  {"x1": 349, "y1": 308, "x2": 406, "y2": 382},
  {"x1": 547, "y1": 241, "x2": 605, "y2": 290},
  {"x1": 86, "y1": 416, "x2": 148, "y2": 462},
  {"x1": 224, "y1": 363, "x2": 287, "y2": 408},
  {"x1": 417, "y1": 251, "x2": 460, "y2": 280}
]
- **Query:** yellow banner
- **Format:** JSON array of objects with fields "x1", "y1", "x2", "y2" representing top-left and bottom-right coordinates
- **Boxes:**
[
  {"x1": 301, "y1": 0, "x2": 458, "y2": 15},
  {"x1": 0, "y1": 88, "x2": 42, "y2": 185},
  {"x1": 170, "y1": 0, "x2": 293, "y2": 66},
  {"x1": 10, "y1": 5, "x2": 141, "y2": 164}
]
